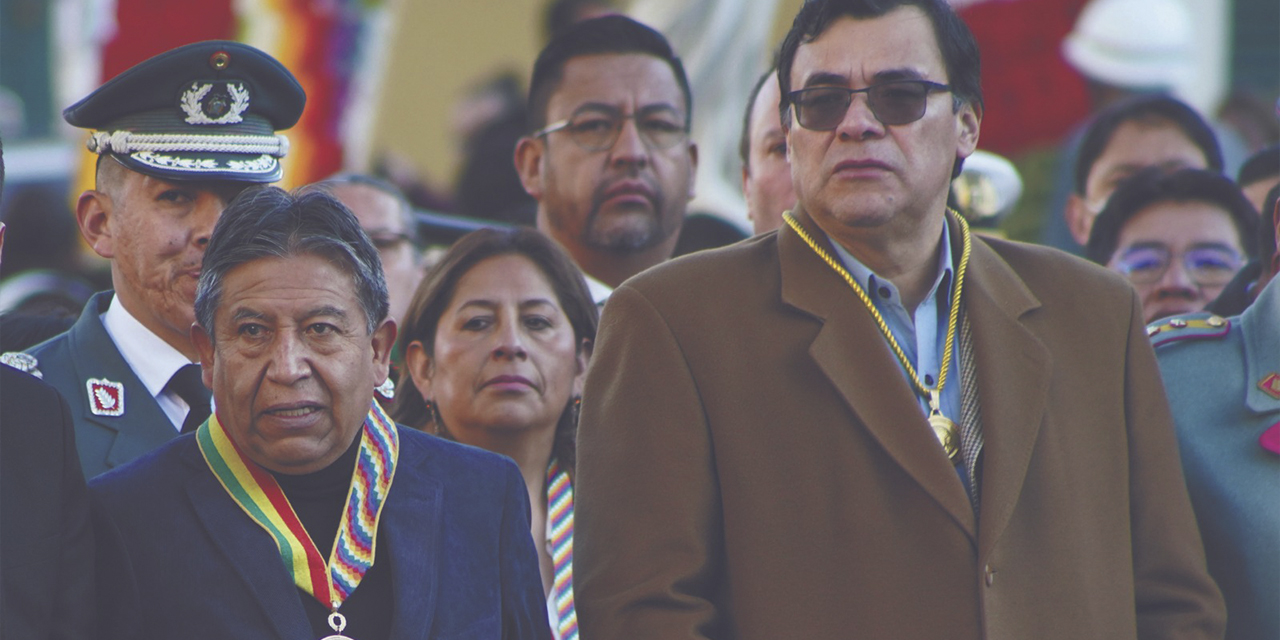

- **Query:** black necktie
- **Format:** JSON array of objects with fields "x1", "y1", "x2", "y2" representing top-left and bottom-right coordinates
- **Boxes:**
[{"x1": 166, "y1": 364, "x2": 211, "y2": 433}]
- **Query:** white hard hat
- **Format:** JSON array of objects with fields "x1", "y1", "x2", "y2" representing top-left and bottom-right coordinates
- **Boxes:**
[{"x1": 1062, "y1": 0, "x2": 1193, "y2": 89}]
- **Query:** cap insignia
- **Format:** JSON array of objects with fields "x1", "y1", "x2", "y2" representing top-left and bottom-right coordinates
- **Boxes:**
[
  {"x1": 87, "y1": 378, "x2": 125, "y2": 417},
  {"x1": 181, "y1": 81, "x2": 250, "y2": 125},
  {"x1": 0, "y1": 352, "x2": 42, "y2": 378},
  {"x1": 1259, "y1": 373, "x2": 1280, "y2": 400}
]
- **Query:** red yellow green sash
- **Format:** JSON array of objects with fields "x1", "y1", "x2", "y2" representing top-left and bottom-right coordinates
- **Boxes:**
[{"x1": 196, "y1": 401, "x2": 399, "y2": 610}]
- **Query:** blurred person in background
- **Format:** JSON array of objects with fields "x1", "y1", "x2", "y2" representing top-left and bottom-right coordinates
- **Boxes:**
[
  {"x1": 1066, "y1": 94, "x2": 1224, "y2": 247},
  {"x1": 1086, "y1": 167, "x2": 1256, "y2": 322},
  {"x1": 515, "y1": 15, "x2": 698, "y2": 301},
  {"x1": 739, "y1": 67, "x2": 796, "y2": 235},
  {"x1": 0, "y1": 129, "x2": 97, "y2": 640},
  {"x1": 20, "y1": 41, "x2": 305, "y2": 478},
  {"x1": 393, "y1": 227, "x2": 597, "y2": 640},
  {"x1": 1207, "y1": 183, "x2": 1280, "y2": 316},
  {"x1": 1237, "y1": 143, "x2": 1279, "y2": 215},
  {"x1": 1151, "y1": 193, "x2": 1280, "y2": 640}
]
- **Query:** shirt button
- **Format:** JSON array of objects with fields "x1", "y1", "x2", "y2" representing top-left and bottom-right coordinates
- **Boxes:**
[{"x1": 984, "y1": 565, "x2": 995, "y2": 587}]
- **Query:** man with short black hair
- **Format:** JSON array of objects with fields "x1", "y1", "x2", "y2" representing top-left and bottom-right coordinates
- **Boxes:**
[
  {"x1": 90, "y1": 187, "x2": 551, "y2": 640},
  {"x1": 1086, "y1": 167, "x2": 1256, "y2": 322},
  {"x1": 739, "y1": 67, "x2": 796, "y2": 235},
  {"x1": 23, "y1": 41, "x2": 305, "y2": 478},
  {"x1": 515, "y1": 15, "x2": 698, "y2": 298},
  {"x1": 1065, "y1": 94, "x2": 1224, "y2": 247},
  {"x1": 574, "y1": 1, "x2": 1225, "y2": 638}
]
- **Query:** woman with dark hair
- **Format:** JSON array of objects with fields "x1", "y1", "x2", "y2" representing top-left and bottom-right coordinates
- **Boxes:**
[{"x1": 392, "y1": 227, "x2": 596, "y2": 640}]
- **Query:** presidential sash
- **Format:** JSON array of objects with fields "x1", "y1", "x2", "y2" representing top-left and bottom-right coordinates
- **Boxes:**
[
  {"x1": 196, "y1": 401, "x2": 399, "y2": 612},
  {"x1": 546, "y1": 458, "x2": 577, "y2": 640}
]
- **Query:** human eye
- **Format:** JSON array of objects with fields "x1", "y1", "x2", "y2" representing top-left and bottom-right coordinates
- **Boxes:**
[
  {"x1": 800, "y1": 88, "x2": 846, "y2": 108},
  {"x1": 767, "y1": 140, "x2": 787, "y2": 157},
  {"x1": 460, "y1": 314, "x2": 492, "y2": 331},
  {"x1": 570, "y1": 114, "x2": 616, "y2": 134},
  {"x1": 157, "y1": 188, "x2": 194, "y2": 204},
  {"x1": 236, "y1": 323, "x2": 267, "y2": 338},
  {"x1": 875, "y1": 82, "x2": 926, "y2": 105},
  {"x1": 1119, "y1": 249, "x2": 1164, "y2": 274},
  {"x1": 306, "y1": 322, "x2": 340, "y2": 336},
  {"x1": 523, "y1": 315, "x2": 553, "y2": 331}
]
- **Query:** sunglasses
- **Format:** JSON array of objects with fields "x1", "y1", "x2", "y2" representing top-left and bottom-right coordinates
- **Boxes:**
[
  {"x1": 532, "y1": 107, "x2": 689, "y2": 152},
  {"x1": 788, "y1": 80, "x2": 952, "y2": 130},
  {"x1": 1113, "y1": 244, "x2": 1243, "y2": 287}
]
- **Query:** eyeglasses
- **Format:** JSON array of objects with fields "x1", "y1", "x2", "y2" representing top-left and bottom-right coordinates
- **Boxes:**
[
  {"x1": 531, "y1": 108, "x2": 689, "y2": 152},
  {"x1": 788, "y1": 80, "x2": 952, "y2": 130},
  {"x1": 1112, "y1": 244, "x2": 1243, "y2": 286}
]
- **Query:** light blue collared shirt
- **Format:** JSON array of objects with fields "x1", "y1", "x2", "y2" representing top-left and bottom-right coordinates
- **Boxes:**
[{"x1": 826, "y1": 222, "x2": 962, "y2": 445}]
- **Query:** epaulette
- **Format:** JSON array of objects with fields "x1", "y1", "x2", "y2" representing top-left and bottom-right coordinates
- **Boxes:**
[
  {"x1": 0, "y1": 352, "x2": 42, "y2": 378},
  {"x1": 1147, "y1": 313, "x2": 1230, "y2": 348}
]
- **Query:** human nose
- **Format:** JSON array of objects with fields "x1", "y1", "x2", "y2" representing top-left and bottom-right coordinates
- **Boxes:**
[
  {"x1": 266, "y1": 332, "x2": 311, "y2": 384},
  {"x1": 192, "y1": 194, "x2": 224, "y2": 248},
  {"x1": 490, "y1": 316, "x2": 529, "y2": 360},
  {"x1": 1156, "y1": 258, "x2": 1198, "y2": 293},
  {"x1": 609, "y1": 116, "x2": 650, "y2": 168},
  {"x1": 836, "y1": 91, "x2": 885, "y2": 141}
]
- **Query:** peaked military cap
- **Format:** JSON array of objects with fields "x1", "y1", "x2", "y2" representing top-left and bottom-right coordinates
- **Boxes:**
[{"x1": 64, "y1": 40, "x2": 305, "y2": 183}]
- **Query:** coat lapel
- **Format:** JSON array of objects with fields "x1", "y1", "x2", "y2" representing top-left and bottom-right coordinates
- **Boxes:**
[
  {"x1": 961, "y1": 237, "x2": 1051, "y2": 562},
  {"x1": 182, "y1": 446, "x2": 312, "y2": 639},
  {"x1": 780, "y1": 211, "x2": 976, "y2": 539},
  {"x1": 66, "y1": 293, "x2": 179, "y2": 471},
  {"x1": 382, "y1": 434, "x2": 442, "y2": 640}
]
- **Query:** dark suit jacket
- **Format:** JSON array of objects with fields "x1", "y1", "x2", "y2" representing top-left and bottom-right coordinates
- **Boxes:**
[
  {"x1": 0, "y1": 364, "x2": 95, "y2": 639},
  {"x1": 28, "y1": 292, "x2": 180, "y2": 479},
  {"x1": 90, "y1": 426, "x2": 551, "y2": 640},
  {"x1": 575, "y1": 210, "x2": 1225, "y2": 640}
]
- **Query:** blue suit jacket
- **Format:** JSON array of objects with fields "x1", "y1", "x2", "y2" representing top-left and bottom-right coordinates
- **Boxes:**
[
  {"x1": 28, "y1": 292, "x2": 179, "y2": 479},
  {"x1": 1155, "y1": 277, "x2": 1280, "y2": 640},
  {"x1": 90, "y1": 426, "x2": 551, "y2": 640}
]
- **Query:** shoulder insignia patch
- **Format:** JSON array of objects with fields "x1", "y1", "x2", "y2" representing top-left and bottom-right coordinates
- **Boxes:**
[
  {"x1": 87, "y1": 378, "x2": 125, "y2": 417},
  {"x1": 1147, "y1": 313, "x2": 1230, "y2": 348},
  {"x1": 0, "y1": 352, "x2": 41, "y2": 378}
]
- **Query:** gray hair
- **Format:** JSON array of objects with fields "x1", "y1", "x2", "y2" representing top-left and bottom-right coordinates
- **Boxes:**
[
  {"x1": 311, "y1": 173, "x2": 421, "y2": 247},
  {"x1": 194, "y1": 186, "x2": 390, "y2": 335}
]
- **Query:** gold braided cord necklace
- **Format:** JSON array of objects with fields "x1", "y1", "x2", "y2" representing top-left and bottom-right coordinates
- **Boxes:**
[{"x1": 783, "y1": 210, "x2": 972, "y2": 462}]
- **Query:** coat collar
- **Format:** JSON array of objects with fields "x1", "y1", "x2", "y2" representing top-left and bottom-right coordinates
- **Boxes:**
[
  {"x1": 66, "y1": 291, "x2": 178, "y2": 470},
  {"x1": 779, "y1": 208, "x2": 1049, "y2": 554},
  {"x1": 182, "y1": 428, "x2": 441, "y2": 639},
  {"x1": 1240, "y1": 276, "x2": 1280, "y2": 415}
]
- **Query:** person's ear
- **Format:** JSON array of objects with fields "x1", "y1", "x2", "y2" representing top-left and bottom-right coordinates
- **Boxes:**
[
  {"x1": 370, "y1": 319, "x2": 397, "y2": 385},
  {"x1": 1066, "y1": 193, "x2": 1093, "y2": 246},
  {"x1": 514, "y1": 137, "x2": 546, "y2": 200},
  {"x1": 404, "y1": 340, "x2": 434, "y2": 401},
  {"x1": 955, "y1": 101, "x2": 981, "y2": 159},
  {"x1": 572, "y1": 337, "x2": 593, "y2": 397},
  {"x1": 77, "y1": 190, "x2": 117, "y2": 258},
  {"x1": 191, "y1": 323, "x2": 215, "y2": 389}
]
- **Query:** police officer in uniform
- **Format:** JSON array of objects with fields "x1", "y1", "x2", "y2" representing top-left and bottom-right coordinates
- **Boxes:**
[
  {"x1": 1150, "y1": 198, "x2": 1280, "y2": 640},
  {"x1": 15, "y1": 41, "x2": 305, "y2": 478}
]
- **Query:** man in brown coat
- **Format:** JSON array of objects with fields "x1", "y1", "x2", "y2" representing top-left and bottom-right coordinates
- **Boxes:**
[{"x1": 573, "y1": 1, "x2": 1226, "y2": 638}]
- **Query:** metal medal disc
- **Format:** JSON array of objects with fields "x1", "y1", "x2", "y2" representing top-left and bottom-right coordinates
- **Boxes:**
[
  {"x1": 929, "y1": 413, "x2": 960, "y2": 463},
  {"x1": 320, "y1": 611, "x2": 354, "y2": 640}
]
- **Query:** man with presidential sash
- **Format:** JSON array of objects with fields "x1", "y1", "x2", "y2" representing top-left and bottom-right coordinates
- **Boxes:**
[{"x1": 89, "y1": 187, "x2": 550, "y2": 639}]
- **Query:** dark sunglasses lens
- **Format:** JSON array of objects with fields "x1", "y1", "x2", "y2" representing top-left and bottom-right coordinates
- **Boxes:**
[
  {"x1": 797, "y1": 89, "x2": 851, "y2": 131},
  {"x1": 868, "y1": 82, "x2": 930, "y2": 125}
]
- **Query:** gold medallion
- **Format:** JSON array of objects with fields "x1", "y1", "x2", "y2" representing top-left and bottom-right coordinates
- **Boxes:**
[{"x1": 928, "y1": 411, "x2": 960, "y2": 463}]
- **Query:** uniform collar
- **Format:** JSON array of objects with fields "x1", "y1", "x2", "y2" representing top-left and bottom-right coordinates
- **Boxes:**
[{"x1": 101, "y1": 294, "x2": 196, "y2": 398}]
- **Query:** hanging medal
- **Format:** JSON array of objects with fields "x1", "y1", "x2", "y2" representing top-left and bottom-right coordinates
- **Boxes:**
[
  {"x1": 197, "y1": 400, "x2": 400, "y2": 639},
  {"x1": 784, "y1": 211, "x2": 971, "y2": 464}
]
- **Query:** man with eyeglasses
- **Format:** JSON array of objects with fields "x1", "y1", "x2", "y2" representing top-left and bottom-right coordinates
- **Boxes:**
[
  {"x1": 573, "y1": 1, "x2": 1224, "y2": 638},
  {"x1": 515, "y1": 15, "x2": 697, "y2": 300},
  {"x1": 1086, "y1": 167, "x2": 1256, "y2": 323}
]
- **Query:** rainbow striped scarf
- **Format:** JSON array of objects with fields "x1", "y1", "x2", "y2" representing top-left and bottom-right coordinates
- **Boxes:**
[
  {"x1": 547, "y1": 458, "x2": 577, "y2": 640},
  {"x1": 196, "y1": 401, "x2": 399, "y2": 610}
]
